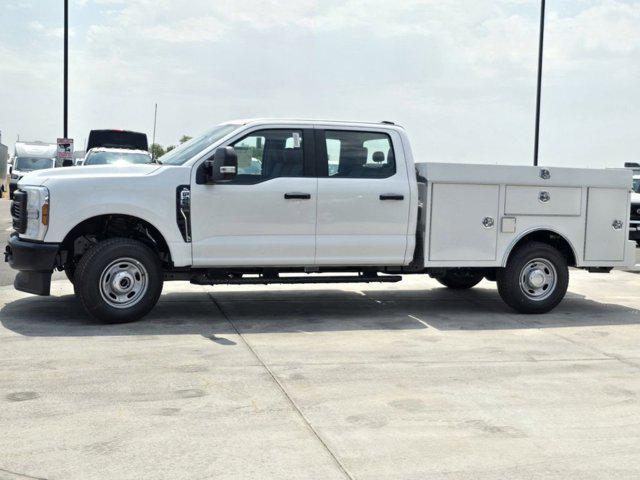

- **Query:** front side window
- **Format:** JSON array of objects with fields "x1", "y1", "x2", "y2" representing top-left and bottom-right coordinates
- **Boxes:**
[
  {"x1": 15, "y1": 157, "x2": 54, "y2": 171},
  {"x1": 231, "y1": 129, "x2": 304, "y2": 182},
  {"x1": 323, "y1": 130, "x2": 395, "y2": 179}
]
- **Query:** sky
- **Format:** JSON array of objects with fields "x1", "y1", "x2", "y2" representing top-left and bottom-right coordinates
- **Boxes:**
[{"x1": 0, "y1": 0, "x2": 638, "y2": 168}]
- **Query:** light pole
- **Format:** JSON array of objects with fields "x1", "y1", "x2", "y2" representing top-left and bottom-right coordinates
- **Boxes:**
[
  {"x1": 533, "y1": 0, "x2": 546, "y2": 166},
  {"x1": 151, "y1": 103, "x2": 158, "y2": 159},
  {"x1": 63, "y1": 0, "x2": 69, "y2": 139}
]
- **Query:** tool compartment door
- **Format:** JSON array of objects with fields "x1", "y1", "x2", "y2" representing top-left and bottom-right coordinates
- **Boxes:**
[
  {"x1": 584, "y1": 187, "x2": 628, "y2": 261},
  {"x1": 428, "y1": 183, "x2": 499, "y2": 261}
]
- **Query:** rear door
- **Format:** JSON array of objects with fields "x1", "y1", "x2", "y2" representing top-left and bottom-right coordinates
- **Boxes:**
[{"x1": 315, "y1": 128, "x2": 411, "y2": 265}]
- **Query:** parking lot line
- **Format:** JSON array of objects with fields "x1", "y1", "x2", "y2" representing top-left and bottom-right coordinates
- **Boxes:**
[{"x1": 208, "y1": 292, "x2": 355, "y2": 480}]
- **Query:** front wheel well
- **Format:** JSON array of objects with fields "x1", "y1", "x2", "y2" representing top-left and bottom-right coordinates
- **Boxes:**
[
  {"x1": 61, "y1": 214, "x2": 172, "y2": 268},
  {"x1": 506, "y1": 230, "x2": 577, "y2": 267}
]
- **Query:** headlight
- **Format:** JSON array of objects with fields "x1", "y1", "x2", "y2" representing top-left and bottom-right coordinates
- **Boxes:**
[{"x1": 20, "y1": 186, "x2": 50, "y2": 241}]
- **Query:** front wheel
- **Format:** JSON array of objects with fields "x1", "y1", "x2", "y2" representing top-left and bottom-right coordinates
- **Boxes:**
[
  {"x1": 74, "y1": 238, "x2": 163, "y2": 323},
  {"x1": 497, "y1": 242, "x2": 568, "y2": 314}
]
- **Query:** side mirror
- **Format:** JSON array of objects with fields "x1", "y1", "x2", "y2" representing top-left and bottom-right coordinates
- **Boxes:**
[
  {"x1": 62, "y1": 159, "x2": 74, "y2": 167},
  {"x1": 205, "y1": 146, "x2": 238, "y2": 184}
]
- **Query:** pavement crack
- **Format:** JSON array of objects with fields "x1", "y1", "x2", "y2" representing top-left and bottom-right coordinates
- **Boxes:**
[
  {"x1": 510, "y1": 315, "x2": 640, "y2": 372},
  {"x1": 207, "y1": 293, "x2": 355, "y2": 480},
  {"x1": 0, "y1": 467, "x2": 48, "y2": 480}
]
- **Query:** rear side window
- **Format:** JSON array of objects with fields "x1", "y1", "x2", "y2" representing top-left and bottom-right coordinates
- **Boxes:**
[{"x1": 323, "y1": 130, "x2": 395, "y2": 179}]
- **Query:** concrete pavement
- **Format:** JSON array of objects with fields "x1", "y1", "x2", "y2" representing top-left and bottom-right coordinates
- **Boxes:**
[{"x1": 1, "y1": 271, "x2": 640, "y2": 479}]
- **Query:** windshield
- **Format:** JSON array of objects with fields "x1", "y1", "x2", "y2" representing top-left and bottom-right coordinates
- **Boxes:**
[
  {"x1": 633, "y1": 178, "x2": 640, "y2": 194},
  {"x1": 15, "y1": 157, "x2": 54, "y2": 171},
  {"x1": 85, "y1": 151, "x2": 152, "y2": 166},
  {"x1": 159, "y1": 124, "x2": 240, "y2": 165}
]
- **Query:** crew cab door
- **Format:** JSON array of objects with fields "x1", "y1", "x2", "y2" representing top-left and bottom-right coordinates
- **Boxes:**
[
  {"x1": 190, "y1": 128, "x2": 317, "y2": 266},
  {"x1": 315, "y1": 128, "x2": 412, "y2": 265}
]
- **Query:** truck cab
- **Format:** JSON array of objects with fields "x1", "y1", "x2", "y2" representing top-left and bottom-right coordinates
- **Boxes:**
[
  {"x1": 5, "y1": 119, "x2": 635, "y2": 323},
  {"x1": 10, "y1": 142, "x2": 57, "y2": 199}
]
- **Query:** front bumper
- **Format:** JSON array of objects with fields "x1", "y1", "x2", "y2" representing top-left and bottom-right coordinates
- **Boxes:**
[{"x1": 4, "y1": 234, "x2": 60, "y2": 295}]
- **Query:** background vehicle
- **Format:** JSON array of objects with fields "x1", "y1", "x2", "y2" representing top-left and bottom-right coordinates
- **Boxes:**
[
  {"x1": 9, "y1": 141, "x2": 56, "y2": 198},
  {"x1": 6, "y1": 119, "x2": 635, "y2": 323},
  {"x1": 87, "y1": 129, "x2": 148, "y2": 151},
  {"x1": 0, "y1": 136, "x2": 8, "y2": 198},
  {"x1": 631, "y1": 175, "x2": 640, "y2": 246},
  {"x1": 83, "y1": 148, "x2": 153, "y2": 166}
]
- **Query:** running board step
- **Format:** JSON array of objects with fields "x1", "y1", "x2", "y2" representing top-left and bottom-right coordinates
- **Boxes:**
[{"x1": 190, "y1": 274, "x2": 402, "y2": 286}]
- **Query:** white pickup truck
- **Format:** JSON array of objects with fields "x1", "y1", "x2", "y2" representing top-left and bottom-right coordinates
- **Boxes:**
[{"x1": 5, "y1": 119, "x2": 635, "y2": 323}]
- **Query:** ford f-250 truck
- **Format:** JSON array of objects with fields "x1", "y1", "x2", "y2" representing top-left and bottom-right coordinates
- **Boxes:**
[{"x1": 5, "y1": 119, "x2": 635, "y2": 323}]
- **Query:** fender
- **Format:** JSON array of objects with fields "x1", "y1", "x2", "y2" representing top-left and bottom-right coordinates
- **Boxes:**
[{"x1": 501, "y1": 227, "x2": 580, "y2": 267}]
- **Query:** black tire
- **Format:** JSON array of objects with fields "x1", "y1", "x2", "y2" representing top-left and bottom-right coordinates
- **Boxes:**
[
  {"x1": 64, "y1": 263, "x2": 76, "y2": 284},
  {"x1": 64, "y1": 266, "x2": 75, "y2": 283},
  {"x1": 435, "y1": 269, "x2": 484, "y2": 289},
  {"x1": 497, "y1": 241, "x2": 568, "y2": 314},
  {"x1": 74, "y1": 238, "x2": 163, "y2": 323}
]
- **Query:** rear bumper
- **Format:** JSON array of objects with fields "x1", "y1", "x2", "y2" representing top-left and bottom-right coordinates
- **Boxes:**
[{"x1": 4, "y1": 234, "x2": 60, "y2": 295}]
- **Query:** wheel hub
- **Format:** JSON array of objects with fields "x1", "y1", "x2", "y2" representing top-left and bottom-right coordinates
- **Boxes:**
[
  {"x1": 111, "y1": 271, "x2": 135, "y2": 294},
  {"x1": 519, "y1": 258, "x2": 557, "y2": 301},
  {"x1": 526, "y1": 269, "x2": 546, "y2": 289},
  {"x1": 99, "y1": 257, "x2": 149, "y2": 309}
]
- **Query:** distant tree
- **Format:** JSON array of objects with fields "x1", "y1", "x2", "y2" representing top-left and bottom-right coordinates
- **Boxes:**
[
  {"x1": 150, "y1": 143, "x2": 165, "y2": 159},
  {"x1": 166, "y1": 145, "x2": 176, "y2": 153},
  {"x1": 179, "y1": 135, "x2": 192, "y2": 144}
]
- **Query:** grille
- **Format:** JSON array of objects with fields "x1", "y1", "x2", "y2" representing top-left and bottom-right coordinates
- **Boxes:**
[
  {"x1": 11, "y1": 190, "x2": 28, "y2": 233},
  {"x1": 632, "y1": 204, "x2": 640, "y2": 222}
]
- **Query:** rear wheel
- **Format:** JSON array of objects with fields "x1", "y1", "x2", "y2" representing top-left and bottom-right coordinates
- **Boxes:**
[
  {"x1": 435, "y1": 269, "x2": 484, "y2": 289},
  {"x1": 74, "y1": 238, "x2": 163, "y2": 323},
  {"x1": 497, "y1": 241, "x2": 568, "y2": 314},
  {"x1": 64, "y1": 263, "x2": 76, "y2": 284}
]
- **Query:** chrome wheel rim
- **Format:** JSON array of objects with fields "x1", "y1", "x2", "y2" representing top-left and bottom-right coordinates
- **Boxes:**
[
  {"x1": 99, "y1": 257, "x2": 148, "y2": 309},
  {"x1": 519, "y1": 258, "x2": 557, "y2": 301}
]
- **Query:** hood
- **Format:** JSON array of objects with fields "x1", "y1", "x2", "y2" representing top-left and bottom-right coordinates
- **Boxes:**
[{"x1": 18, "y1": 163, "x2": 162, "y2": 186}]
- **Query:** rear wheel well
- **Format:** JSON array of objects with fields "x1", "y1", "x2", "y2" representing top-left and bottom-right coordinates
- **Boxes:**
[
  {"x1": 507, "y1": 230, "x2": 576, "y2": 267},
  {"x1": 61, "y1": 215, "x2": 171, "y2": 268}
]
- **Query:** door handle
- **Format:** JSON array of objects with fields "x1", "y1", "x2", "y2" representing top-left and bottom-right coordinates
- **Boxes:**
[
  {"x1": 284, "y1": 192, "x2": 311, "y2": 200},
  {"x1": 379, "y1": 194, "x2": 404, "y2": 201}
]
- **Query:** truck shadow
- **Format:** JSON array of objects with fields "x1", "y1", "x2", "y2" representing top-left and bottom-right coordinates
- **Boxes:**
[{"x1": 1, "y1": 285, "x2": 639, "y2": 337}]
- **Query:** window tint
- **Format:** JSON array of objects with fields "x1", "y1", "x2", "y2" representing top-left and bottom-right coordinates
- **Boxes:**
[
  {"x1": 324, "y1": 131, "x2": 395, "y2": 178},
  {"x1": 232, "y1": 129, "x2": 304, "y2": 182}
]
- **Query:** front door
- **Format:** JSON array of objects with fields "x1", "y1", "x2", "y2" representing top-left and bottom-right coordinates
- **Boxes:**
[
  {"x1": 190, "y1": 128, "x2": 317, "y2": 266},
  {"x1": 315, "y1": 128, "x2": 412, "y2": 265}
]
